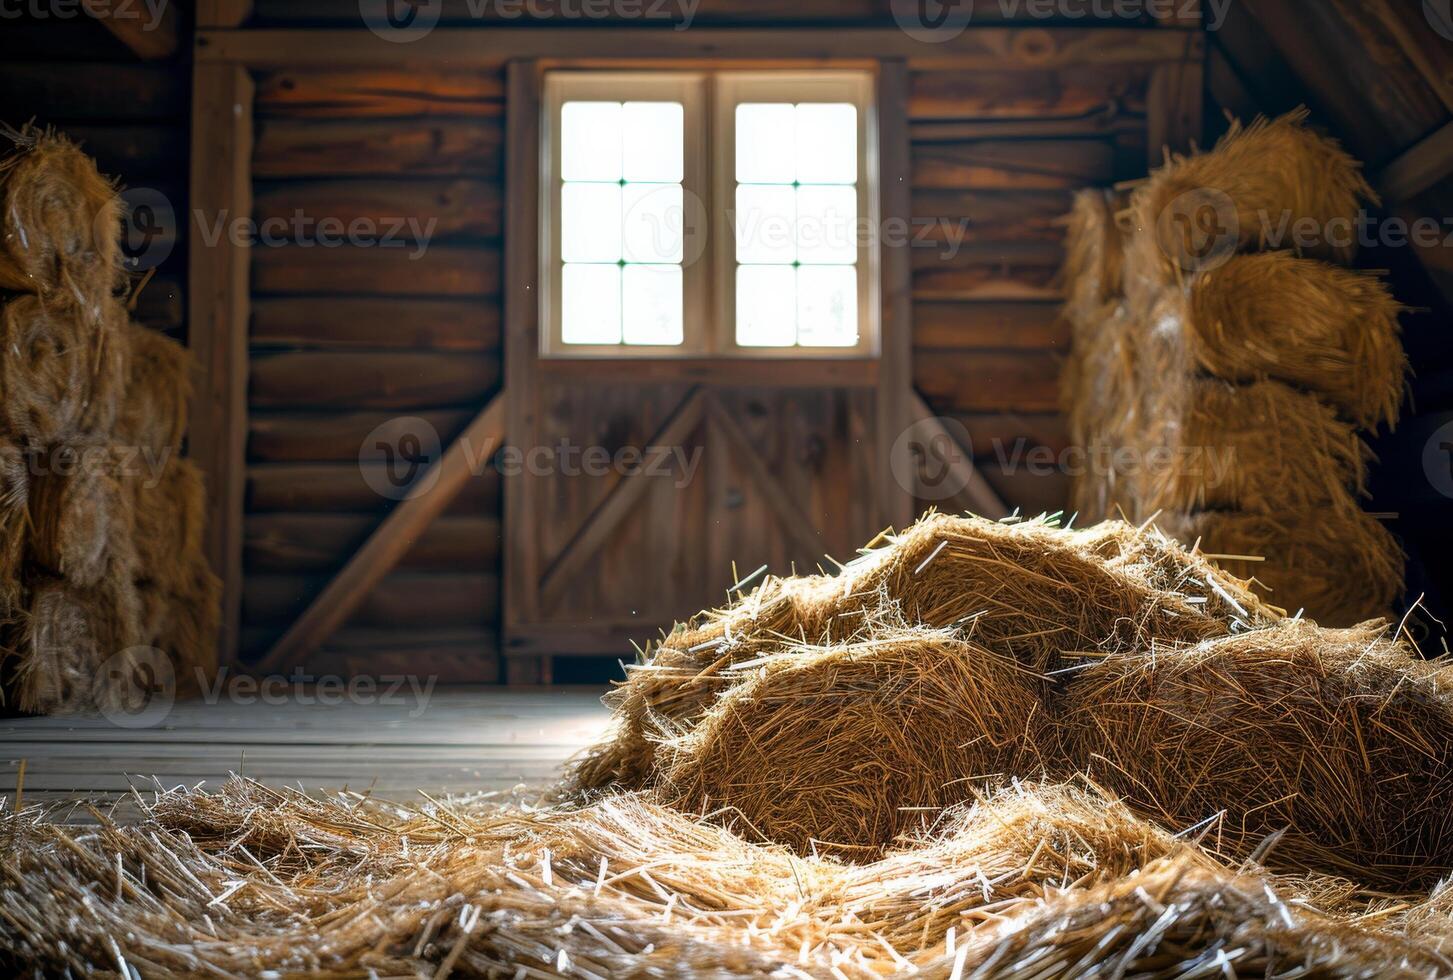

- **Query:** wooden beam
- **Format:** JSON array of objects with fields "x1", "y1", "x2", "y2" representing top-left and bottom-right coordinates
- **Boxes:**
[
  {"x1": 195, "y1": 26, "x2": 1202, "y2": 70},
  {"x1": 189, "y1": 64, "x2": 254, "y2": 667},
  {"x1": 197, "y1": 0, "x2": 255, "y2": 28},
  {"x1": 877, "y1": 60, "x2": 916, "y2": 532},
  {"x1": 253, "y1": 394, "x2": 507, "y2": 675},
  {"x1": 537, "y1": 388, "x2": 708, "y2": 608},
  {"x1": 1378, "y1": 120, "x2": 1453, "y2": 203},
  {"x1": 908, "y1": 392, "x2": 1010, "y2": 519},
  {"x1": 1206, "y1": 38, "x2": 1260, "y2": 122},
  {"x1": 1147, "y1": 44, "x2": 1205, "y2": 163},
  {"x1": 1360, "y1": 0, "x2": 1453, "y2": 116},
  {"x1": 90, "y1": 0, "x2": 180, "y2": 60}
]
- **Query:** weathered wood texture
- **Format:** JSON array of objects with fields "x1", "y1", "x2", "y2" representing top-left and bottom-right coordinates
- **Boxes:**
[
  {"x1": 233, "y1": 28, "x2": 1182, "y2": 675},
  {"x1": 191, "y1": 65, "x2": 256, "y2": 664}
]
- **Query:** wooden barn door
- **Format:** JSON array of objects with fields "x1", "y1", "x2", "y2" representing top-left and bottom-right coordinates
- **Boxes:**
[{"x1": 501, "y1": 61, "x2": 914, "y2": 682}]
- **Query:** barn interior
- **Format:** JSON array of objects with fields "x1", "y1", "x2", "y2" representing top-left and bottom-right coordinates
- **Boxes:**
[{"x1": 3, "y1": 1, "x2": 1453, "y2": 975}]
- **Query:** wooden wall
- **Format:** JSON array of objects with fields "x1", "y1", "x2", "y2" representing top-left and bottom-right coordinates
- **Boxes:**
[
  {"x1": 225, "y1": 14, "x2": 1180, "y2": 677},
  {"x1": 240, "y1": 69, "x2": 505, "y2": 677},
  {"x1": 907, "y1": 68, "x2": 1150, "y2": 514},
  {"x1": 0, "y1": 15, "x2": 190, "y2": 342}
]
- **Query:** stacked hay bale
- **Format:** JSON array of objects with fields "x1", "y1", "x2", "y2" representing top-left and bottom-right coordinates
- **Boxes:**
[
  {"x1": 0, "y1": 129, "x2": 218, "y2": 714},
  {"x1": 1062, "y1": 111, "x2": 1407, "y2": 626}
]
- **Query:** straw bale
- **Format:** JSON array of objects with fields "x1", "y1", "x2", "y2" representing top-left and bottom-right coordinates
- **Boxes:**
[
  {"x1": 1060, "y1": 188, "x2": 1126, "y2": 331},
  {"x1": 0, "y1": 128, "x2": 122, "y2": 319},
  {"x1": 659, "y1": 625, "x2": 1053, "y2": 856},
  {"x1": 571, "y1": 514, "x2": 1276, "y2": 792},
  {"x1": 1180, "y1": 253, "x2": 1406, "y2": 430},
  {"x1": 25, "y1": 443, "x2": 138, "y2": 589},
  {"x1": 4, "y1": 572, "x2": 142, "y2": 716},
  {"x1": 1155, "y1": 505, "x2": 1404, "y2": 626},
  {"x1": 0, "y1": 294, "x2": 125, "y2": 448},
  {"x1": 126, "y1": 458, "x2": 217, "y2": 689},
  {"x1": 1123, "y1": 109, "x2": 1375, "y2": 313},
  {"x1": 116, "y1": 320, "x2": 193, "y2": 459},
  {"x1": 1061, "y1": 301, "x2": 1138, "y2": 449},
  {"x1": 4, "y1": 775, "x2": 1450, "y2": 977},
  {"x1": 131, "y1": 458, "x2": 206, "y2": 594},
  {"x1": 1064, "y1": 619, "x2": 1453, "y2": 890},
  {"x1": 1061, "y1": 303, "x2": 1145, "y2": 522},
  {"x1": 137, "y1": 552, "x2": 221, "y2": 693},
  {"x1": 1132, "y1": 377, "x2": 1371, "y2": 515},
  {"x1": 0, "y1": 439, "x2": 26, "y2": 620}
]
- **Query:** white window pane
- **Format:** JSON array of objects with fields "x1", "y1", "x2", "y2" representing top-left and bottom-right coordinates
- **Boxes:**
[
  {"x1": 562, "y1": 264, "x2": 622, "y2": 345},
  {"x1": 562, "y1": 102, "x2": 621, "y2": 182},
  {"x1": 623, "y1": 265, "x2": 683, "y2": 346},
  {"x1": 622, "y1": 184, "x2": 684, "y2": 264},
  {"x1": 561, "y1": 183, "x2": 622, "y2": 263},
  {"x1": 623, "y1": 102, "x2": 683, "y2": 183},
  {"x1": 736, "y1": 103, "x2": 795, "y2": 183},
  {"x1": 796, "y1": 265, "x2": 858, "y2": 347},
  {"x1": 796, "y1": 104, "x2": 857, "y2": 184},
  {"x1": 737, "y1": 265, "x2": 796, "y2": 347},
  {"x1": 795, "y1": 185, "x2": 858, "y2": 265},
  {"x1": 735, "y1": 185, "x2": 796, "y2": 265}
]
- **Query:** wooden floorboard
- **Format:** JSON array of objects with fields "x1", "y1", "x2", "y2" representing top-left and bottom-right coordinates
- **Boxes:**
[{"x1": 0, "y1": 686, "x2": 613, "y2": 817}]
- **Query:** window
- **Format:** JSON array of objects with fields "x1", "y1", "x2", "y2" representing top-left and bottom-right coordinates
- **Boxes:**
[{"x1": 541, "y1": 70, "x2": 878, "y2": 358}]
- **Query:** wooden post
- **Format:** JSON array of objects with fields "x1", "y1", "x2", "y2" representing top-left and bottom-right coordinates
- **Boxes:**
[
  {"x1": 189, "y1": 65, "x2": 254, "y2": 667},
  {"x1": 876, "y1": 60, "x2": 916, "y2": 532},
  {"x1": 502, "y1": 60, "x2": 545, "y2": 685},
  {"x1": 1378, "y1": 120, "x2": 1453, "y2": 203}
]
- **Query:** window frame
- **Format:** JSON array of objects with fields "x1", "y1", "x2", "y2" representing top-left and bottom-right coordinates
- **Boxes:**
[
  {"x1": 711, "y1": 71, "x2": 879, "y2": 360},
  {"x1": 538, "y1": 66, "x2": 880, "y2": 360},
  {"x1": 540, "y1": 70, "x2": 709, "y2": 358}
]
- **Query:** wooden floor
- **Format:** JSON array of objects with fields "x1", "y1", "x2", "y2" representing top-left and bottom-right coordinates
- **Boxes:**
[{"x1": 0, "y1": 687, "x2": 613, "y2": 816}]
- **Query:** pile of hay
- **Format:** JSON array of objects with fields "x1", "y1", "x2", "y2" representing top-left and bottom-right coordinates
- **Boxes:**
[
  {"x1": 1060, "y1": 110, "x2": 1406, "y2": 626},
  {"x1": 569, "y1": 513, "x2": 1276, "y2": 791},
  {"x1": 5, "y1": 514, "x2": 1453, "y2": 974},
  {"x1": 1065, "y1": 618, "x2": 1453, "y2": 890},
  {"x1": 9, "y1": 774, "x2": 1453, "y2": 977},
  {"x1": 0, "y1": 128, "x2": 219, "y2": 715},
  {"x1": 658, "y1": 623, "x2": 1053, "y2": 856}
]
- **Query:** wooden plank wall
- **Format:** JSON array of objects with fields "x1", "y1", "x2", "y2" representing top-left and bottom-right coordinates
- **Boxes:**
[
  {"x1": 229, "y1": 6, "x2": 1188, "y2": 677},
  {"x1": 240, "y1": 70, "x2": 505, "y2": 677},
  {"x1": 908, "y1": 66, "x2": 1151, "y2": 514},
  {"x1": 0, "y1": 17, "x2": 190, "y2": 341}
]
